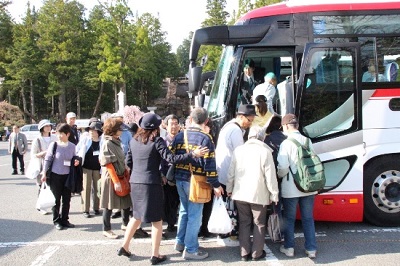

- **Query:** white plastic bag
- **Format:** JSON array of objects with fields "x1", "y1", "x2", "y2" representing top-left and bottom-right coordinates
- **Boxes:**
[
  {"x1": 207, "y1": 196, "x2": 233, "y2": 234},
  {"x1": 36, "y1": 182, "x2": 55, "y2": 210}
]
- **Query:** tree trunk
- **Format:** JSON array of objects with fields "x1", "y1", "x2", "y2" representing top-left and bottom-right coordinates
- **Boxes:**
[
  {"x1": 29, "y1": 79, "x2": 35, "y2": 123},
  {"x1": 113, "y1": 82, "x2": 118, "y2": 112},
  {"x1": 76, "y1": 89, "x2": 81, "y2": 118},
  {"x1": 59, "y1": 88, "x2": 66, "y2": 122},
  {"x1": 92, "y1": 81, "x2": 104, "y2": 118},
  {"x1": 20, "y1": 85, "x2": 28, "y2": 122},
  {"x1": 51, "y1": 96, "x2": 55, "y2": 116}
]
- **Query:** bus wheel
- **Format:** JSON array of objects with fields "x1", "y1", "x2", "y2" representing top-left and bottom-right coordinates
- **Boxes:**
[{"x1": 364, "y1": 157, "x2": 400, "y2": 226}]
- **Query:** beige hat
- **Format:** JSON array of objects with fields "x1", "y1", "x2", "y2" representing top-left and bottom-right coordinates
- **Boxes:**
[{"x1": 66, "y1": 112, "x2": 76, "y2": 119}]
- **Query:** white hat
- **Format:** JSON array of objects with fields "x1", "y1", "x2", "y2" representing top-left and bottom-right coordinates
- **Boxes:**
[
  {"x1": 38, "y1": 119, "x2": 52, "y2": 131},
  {"x1": 66, "y1": 112, "x2": 76, "y2": 119}
]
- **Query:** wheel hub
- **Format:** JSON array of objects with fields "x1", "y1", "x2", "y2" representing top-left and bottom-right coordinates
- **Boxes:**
[{"x1": 371, "y1": 170, "x2": 400, "y2": 213}]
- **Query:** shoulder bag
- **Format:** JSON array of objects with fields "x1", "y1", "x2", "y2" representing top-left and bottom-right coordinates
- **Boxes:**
[
  {"x1": 184, "y1": 130, "x2": 212, "y2": 203},
  {"x1": 45, "y1": 142, "x2": 58, "y2": 180}
]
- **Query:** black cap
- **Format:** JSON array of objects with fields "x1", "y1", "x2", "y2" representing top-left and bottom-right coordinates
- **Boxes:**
[
  {"x1": 138, "y1": 113, "x2": 162, "y2": 130},
  {"x1": 237, "y1": 104, "x2": 257, "y2": 116}
]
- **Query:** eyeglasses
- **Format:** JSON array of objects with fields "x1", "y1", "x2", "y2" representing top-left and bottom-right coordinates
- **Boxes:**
[{"x1": 244, "y1": 116, "x2": 254, "y2": 123}]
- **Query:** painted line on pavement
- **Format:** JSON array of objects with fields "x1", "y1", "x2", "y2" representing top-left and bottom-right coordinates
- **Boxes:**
[{"x1": 30, "y1": 245, "x2": 59, "y2": 266}]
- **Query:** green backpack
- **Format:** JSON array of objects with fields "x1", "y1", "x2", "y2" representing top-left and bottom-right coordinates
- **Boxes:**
[{"x1": 287, "y1": 138, "x2": 326, "y2": 193}]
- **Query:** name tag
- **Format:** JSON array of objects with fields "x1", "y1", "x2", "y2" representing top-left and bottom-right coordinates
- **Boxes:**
[
  {"x1": 93, "y1": 150, "x2": 100, "y2": 156},
  {"x1": 64, "y1": 160, "x2": 71, "y2": 166}
]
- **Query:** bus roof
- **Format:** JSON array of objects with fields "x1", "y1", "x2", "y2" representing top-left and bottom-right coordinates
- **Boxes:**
[{"x1": 239, "y1": 0, "x2": 400, "y2": 23}]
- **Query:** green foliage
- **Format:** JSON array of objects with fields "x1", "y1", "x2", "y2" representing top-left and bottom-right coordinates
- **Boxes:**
[{"x1": 176, "y1": 32, "x2": 192, "y2": 76}]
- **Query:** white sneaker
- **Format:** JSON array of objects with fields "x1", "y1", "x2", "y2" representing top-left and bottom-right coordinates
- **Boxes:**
[
  {"x1": 305, "y1": 250, "x2": 317, "y2": 259},
  {"x1": 217, "y1": 236, "x2": 240, "y2": 247},
  {"x1": 121, "y1": 224, "x2": 127, "y2": 231},
  {"x1": 39, "y1": 209, "x2": 48, "y2": 215},
  {"x1": 280, "y1": 245, "x2": 294, "y2": 257},
  {"x1": 183, "y1": 250, "x2": 209, "y2": 260}
]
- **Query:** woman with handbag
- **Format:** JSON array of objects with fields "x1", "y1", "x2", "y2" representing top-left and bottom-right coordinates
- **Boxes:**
[
  {"x1": 99, "y1": 118, "x2": 132, "y2": 239},
  {"x1": 30, "y1": 119, "x2": 57, "y2": 214},
  {"x1": 118, "y1": 113, "x2": 207, "y2": 265},
  {"x1": 41, "y1": 123, "x2": 79, "y2": 230}
]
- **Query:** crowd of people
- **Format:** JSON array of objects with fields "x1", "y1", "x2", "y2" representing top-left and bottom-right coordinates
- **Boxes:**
[{"x1": 12, "y1": 101, "x2": 318, "y2": 263}]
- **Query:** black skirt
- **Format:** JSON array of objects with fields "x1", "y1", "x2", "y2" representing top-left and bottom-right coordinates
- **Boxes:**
[{"x1": 131, "y1": 183, "x2": 164, "y2": 223}]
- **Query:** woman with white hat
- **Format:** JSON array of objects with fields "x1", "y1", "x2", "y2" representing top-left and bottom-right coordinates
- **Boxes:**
[{"x1": 31, "y1": 119, "x2": 57, "y2": 214}]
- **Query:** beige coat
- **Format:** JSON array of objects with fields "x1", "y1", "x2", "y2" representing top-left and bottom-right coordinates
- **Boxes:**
[
  {"x1": 99, "y1": 135, "x2": 132, "y2": 210},
  {"x1": 226, "y1": 138, "x2": 279, "y2": 205}
]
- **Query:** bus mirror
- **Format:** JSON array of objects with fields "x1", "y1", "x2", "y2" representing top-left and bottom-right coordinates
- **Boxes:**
[{"x1": 189, "y1": 66, "x2": 203, "y2": 92}]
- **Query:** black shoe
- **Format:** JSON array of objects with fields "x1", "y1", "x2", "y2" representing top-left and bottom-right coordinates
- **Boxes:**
[
  {"x1": 83, "y1": 212, "x2": 91, "y2": 218},
  {"x1": 94, "y1": 210, "x2": 101, "y2": 215},
  {"x1": 241, "y1": 254, "x2": 251, "y2": 262},
  {"x1": 252, "y1": 250, "x2": 266, "y2": 261},
  {"x1": 133, "y1": 227, "x2": 149, "y2": 238},
  {"x1": 111, "y1": 211, "x2": 121, "y2": 219},
  {"x1": 167, "y1": 225, "x2": 177, "y2": 232},
  {"x1": 55, "y1": 224, "x2": 64, "y2": 230},
  {"x1": 62, "y1": 221, "x2": 75, "y2": 228},
  {"x1": 150, "y1": 255, "x2": 167, "y2": 265},
  {"x1": 20, "y1": 171, "x2": 25, "y2": 175},
  {"x1": 117, "y1": 247, "x2": 132, "y2": 257},
  {"x1": 11, "y1": 171, "x2": 17, "y2": 175}
]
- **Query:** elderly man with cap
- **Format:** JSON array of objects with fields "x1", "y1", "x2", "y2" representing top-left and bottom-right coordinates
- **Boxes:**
[
  {"x1": 214, "y1": 104, "x2": 257, "y2": 246},
  {"x1": 252, "y1": 72, "x2": 278, "y2": 113},
  {"x1": 30, "y1": 119, "x2": 57, "y2": 214},
  {"x1": 277, "y1": 114, "x2": 318, "y2": 259},
  {"x1": 76, "y1": 121, "x2": 103, "y2": 218},
  {"x1": 226, "y1": 126, "x2": 279, "y2": 261},
  {"x1": 66, "y1": 112, "x2": 79, "y2": 145},
  {"x1": 119, "y1": 112, "x2": 207, "y2": 264}
]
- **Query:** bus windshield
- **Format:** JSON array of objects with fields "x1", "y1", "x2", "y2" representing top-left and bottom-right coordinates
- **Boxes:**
[{"x1": 207, "y1": 46, "x2": 235, "y2": 118}]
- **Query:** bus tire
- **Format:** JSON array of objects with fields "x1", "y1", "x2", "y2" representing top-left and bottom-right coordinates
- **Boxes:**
[{"x1": 364, "y1": 156, "x2": 400, "y2": 226}]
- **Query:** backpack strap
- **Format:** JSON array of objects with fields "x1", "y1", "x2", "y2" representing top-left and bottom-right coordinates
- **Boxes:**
[{"x1": 285, "y1": 137, "x2": 306, "y2": 181}]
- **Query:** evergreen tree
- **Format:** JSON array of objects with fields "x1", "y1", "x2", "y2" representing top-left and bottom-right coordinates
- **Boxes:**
[
  {"x1": 36, "y1": 0, "x2": 87, "y2": 120},
  {"x1": 199, "y1": 0, "x2": 228, "y2": 72},
  {"x1": 176, "y1": 32, "x2": 192, "y2": 76},
  {"x1": 4, "y1": 3, "x2": 43, "y2": 122}
]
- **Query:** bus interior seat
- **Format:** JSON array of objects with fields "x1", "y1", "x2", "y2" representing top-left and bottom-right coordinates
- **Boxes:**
[{"x1": 384, "y1": 62, "x2": 399, "y2": 81}]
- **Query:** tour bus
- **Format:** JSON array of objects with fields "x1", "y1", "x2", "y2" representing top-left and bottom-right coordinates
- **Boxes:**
[{"x1": 188, "y1": 0, "x2": 400, "y2": 226}]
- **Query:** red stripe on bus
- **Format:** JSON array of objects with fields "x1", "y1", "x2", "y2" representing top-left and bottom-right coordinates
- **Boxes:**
[{"x1": 371, "y1": 89, "x2": 400, "y2": 98}]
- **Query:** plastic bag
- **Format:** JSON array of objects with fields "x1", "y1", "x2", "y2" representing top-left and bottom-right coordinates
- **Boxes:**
[
  {"x1": 36, "y1": 182, "x2": 56, "y2": 210},
  {"x1": 208, "y1": 196, "x2": 233, "y2": 234}
]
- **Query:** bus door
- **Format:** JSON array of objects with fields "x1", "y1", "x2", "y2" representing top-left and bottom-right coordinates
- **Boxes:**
[{"x1": 297, "y1": 43, "x2": 364, "y2": 222}]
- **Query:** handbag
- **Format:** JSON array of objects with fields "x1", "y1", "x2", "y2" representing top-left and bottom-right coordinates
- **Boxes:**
[
  {"x1": 36, "y1": 182, "x2": 56, "y2": 209},
  {"x1": 226, "y1": 197, "x2": 239, "y2": 236},
  {"x1": 267, "y1": 204, "x2": 283, "y2": 242},
  {"x1": 115, "y1": 169, "x2": 131, "y2": 197},
  {"x1": 166, "y1": 164, "x2": 176, "y2": 183},
  {"x1": 207, "y1": 196, "x2": 233, "y2": 234},
  {"x1": 184, "y1": 130, "x2": 212, "y2": 203},
  {"x1": 45, "y1": 142, "x2": 58, "y2": 179}
]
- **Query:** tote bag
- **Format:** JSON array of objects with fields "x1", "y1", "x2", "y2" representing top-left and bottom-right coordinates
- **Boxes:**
[{"x1": 36, "y1": 182, "x2": 56, "y2": 210}]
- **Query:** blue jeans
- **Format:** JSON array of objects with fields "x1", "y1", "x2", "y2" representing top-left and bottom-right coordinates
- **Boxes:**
[
  {"x1": 282, "y1": 195, "x2": 317, "y2": 251},
  {"x1": 176, "y1": 180, "x2": 204, "y2": 253}
]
